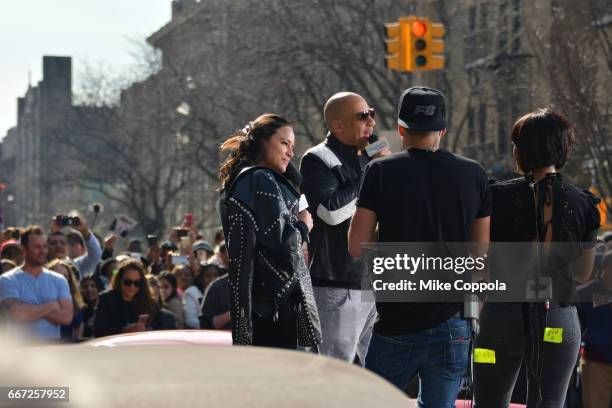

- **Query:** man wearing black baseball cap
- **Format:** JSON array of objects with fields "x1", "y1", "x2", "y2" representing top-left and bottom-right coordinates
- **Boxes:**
[{"x1": 349, "y1": 86, "x2": 492, "y2": 406}]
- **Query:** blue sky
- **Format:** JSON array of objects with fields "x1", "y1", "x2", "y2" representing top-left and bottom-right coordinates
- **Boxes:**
[{"x1": 0, "y1": 0, "x2": 171, "y2": 139}]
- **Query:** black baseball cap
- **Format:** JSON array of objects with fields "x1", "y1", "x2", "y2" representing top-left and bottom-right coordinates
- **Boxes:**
[
  {"x1": 397, "y1": 86, "x2": 446, "y2": 131},
  {"x1": 160, "y1": 241, "x2": 178, "y2": 251}
]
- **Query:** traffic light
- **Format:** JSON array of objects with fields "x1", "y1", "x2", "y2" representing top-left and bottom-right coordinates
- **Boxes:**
[
  {"x1": 426, "y1": 20, "x2": 446, "y2": 70},
  {"x1": 384, "y1": 16, "x2": 445, "y2": 72},
  {"x1": 384, "y1": 22, "x2": 404, "y2": 71},
  {"x1": 406, "y1": 16, "x2": 445, "y2": 71},
  {"x1": 407, "y1": 17, "x2": 428, "y2": 70}
]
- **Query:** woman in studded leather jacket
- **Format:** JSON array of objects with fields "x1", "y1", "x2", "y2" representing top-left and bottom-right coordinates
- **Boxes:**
[{"x1": 218, "y1": 114, "x2": 322, "y2": 349}]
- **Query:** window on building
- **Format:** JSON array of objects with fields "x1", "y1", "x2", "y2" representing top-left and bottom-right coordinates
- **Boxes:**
[
  {"x1": 468, "y1": 106, "x2": 475, "y2": 145},
  {"x1": 480, "y1": 2, "x2": 490, "y2": 55},
  {"x1": 498, "y1": 0, "x2": 509, "y2": 53},
  {"x1": 511, "y1": 0, "x2": 522, "y2": 53},
  {"x1": 498, "y1": 114, "x2": 508, "y2": 155},
  {"x1": 479, "y1": 102, "x2": 487, "y2": 143},
  {"x1": 465, "y1": 5, "x2": 478, "y2": 61}
]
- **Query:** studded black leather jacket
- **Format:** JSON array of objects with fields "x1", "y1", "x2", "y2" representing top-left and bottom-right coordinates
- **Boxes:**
[{"x1": 220, "y1": 166, "x2": 322, "y2": 346}]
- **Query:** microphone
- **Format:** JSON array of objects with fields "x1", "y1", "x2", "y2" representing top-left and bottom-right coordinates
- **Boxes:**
[{"x1": 364, "y1": 133, "x2": 389, "y2": 158}]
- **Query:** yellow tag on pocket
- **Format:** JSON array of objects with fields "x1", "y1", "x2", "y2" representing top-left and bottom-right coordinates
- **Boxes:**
[
  {"x1": 543, "y1": 327, "x2": 563, "y2": 343},
  {"x1": 473, "y1": 348, "x2": 496, "y2": 364}
]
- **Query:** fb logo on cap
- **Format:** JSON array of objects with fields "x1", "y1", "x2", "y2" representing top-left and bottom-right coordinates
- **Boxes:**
[{"x1": 414, "y1": 105, "x2": 436, "y2": 116}]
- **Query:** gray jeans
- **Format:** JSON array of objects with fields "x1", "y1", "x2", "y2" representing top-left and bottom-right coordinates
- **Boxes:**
[
  {"x1": 474, "y1": 303, "x2": 581, "y2": 407},
  {"x1": 312, "y1": 286, "x2": 377, "y2": 365}
]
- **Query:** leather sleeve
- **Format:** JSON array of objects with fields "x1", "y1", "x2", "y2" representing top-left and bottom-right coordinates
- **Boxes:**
[
  {"x1": 224, "y1": 198, "x2": 256, "y2": 345},
  {"x1": 300, "y1": 153, "x2": 358, "y2": 226}
]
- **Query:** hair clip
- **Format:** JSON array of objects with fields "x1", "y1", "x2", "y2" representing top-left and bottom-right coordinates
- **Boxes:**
[{"x1": 242, "y1": 121, "x2": 255, "y2": 136}]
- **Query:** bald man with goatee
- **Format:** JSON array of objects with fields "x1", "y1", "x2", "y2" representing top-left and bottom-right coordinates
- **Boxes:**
[{"x1": 300, "y1": 92, "x2": 389, "y2": 363}]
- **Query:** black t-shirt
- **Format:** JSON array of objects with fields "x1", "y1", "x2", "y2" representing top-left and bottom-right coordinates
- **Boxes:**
[
  {"x1": 200, "y1": 275, "x2": 231, "y2": 330},
  {"x1": 357, "y1": 148, "x2": 492, "y2": 334}
]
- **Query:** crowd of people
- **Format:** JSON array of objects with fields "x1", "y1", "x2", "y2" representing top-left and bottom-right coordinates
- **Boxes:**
[
  {"x1": 1, "y1": 85, "x2": 611, "y2": 407},
  {"x1": 0, "y1": 217, "x2": 231, "y2": 341}
]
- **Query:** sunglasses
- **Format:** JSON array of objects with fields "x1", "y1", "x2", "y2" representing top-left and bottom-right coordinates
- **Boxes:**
[
  {"x1": 122, "y1": 279, "x2": 143, "y2": 288},
  {"x1": 356, "y1": 108, "x2": 376, "y2": 121}
]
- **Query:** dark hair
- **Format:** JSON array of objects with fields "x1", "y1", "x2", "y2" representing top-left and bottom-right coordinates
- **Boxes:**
[
  {"x1": 66, "y1": 231, "x2": 84, "y2": 247},
  {"x1": 2, "y1": 227, "x2": 21, "y2": 241},
  {"x1": 97, "y1": 258, "x2": 118, "y2": 283},
  {"x1": 1, "y1": 259, "x2": 16, "y2": 274},
  {"x1": 80, "y1": 276, "x2": 100, "y2": 305},
  {"x1": 128, "y1": 240, "x2": 142, "y2": 253},
  {"x1": 219, "y1": 113, "x2": 291, "y2": 188},
  {"x1": 159, "y1": 270, "x2": 178, "y2": 301},
  {"x1": 111, "y1": 259, "x2": 157, "y2": 318},
  {"x1": 195, "y1": 263, "x2": 222, "y2": 292},
  {"x1": 214, "y1": 228, "x2": 224, "y2": 245},
  {"x1": 20, "y1": 225, "x2": 45, "y2": 247},
  {"x1": 511, "y1": 108, "x2": 574, "y2": 174}
]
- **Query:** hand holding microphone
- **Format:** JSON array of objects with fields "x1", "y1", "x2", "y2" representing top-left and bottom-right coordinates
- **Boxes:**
[{"x1": 364, "y1": 133, "x2": 391, "y2": 158}]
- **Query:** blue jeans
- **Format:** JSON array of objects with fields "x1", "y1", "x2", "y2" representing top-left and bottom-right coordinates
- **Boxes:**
[{"x1": 365, "y1": 318, "x2": 471, "y2": 408}]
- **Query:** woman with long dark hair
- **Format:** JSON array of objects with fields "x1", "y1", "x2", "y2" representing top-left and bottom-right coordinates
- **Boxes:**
[
  {"x1": 474, "y1": 109, "x2": 600, "y2": 407},
  {"x1": 159, "y1": 271, "x2": 184, "y2": 329},
  {"x1": 80, "y1": 276, "x2": 100, "y2": 338},
  {"x1": 219, "y1": 113, "x2": 321, "y2": 349},
  {"x1": 93, "y1": 259, "x2": 176, "y2": 337}
]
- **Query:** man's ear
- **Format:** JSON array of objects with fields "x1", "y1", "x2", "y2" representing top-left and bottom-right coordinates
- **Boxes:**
[
  {"x1": 398, "y1": 126, "x2": 408, "y2": 149},
  {"x1": 439, "y1": 128, "x2": 447, "y2": 138},
  {"x1": 398, "y1": 125, "x2": 405, "y2": 137},
  {"x1": 331, "y1": 119, "x2": 343, "y2": 136}
]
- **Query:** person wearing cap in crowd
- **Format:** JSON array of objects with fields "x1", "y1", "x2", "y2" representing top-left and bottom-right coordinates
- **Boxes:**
[
  {"x1": 147, "y1": 241, "x2": 178, "y2": 275},
  {"x1": 187, "y1": 240, "x2": 213, "y2": 274},
  {"x1": 161, "y1": 241, "x2": 178, "y2": 269},
  {"x1": 192, "y1": 241, "x2": 214, "y2": 264},
  {"x1": 127, "y1": 239, "x2": 143, "y2": 254},
  {"x1": 349, "y1": 86, "x2": 491, "y2": 405},
  {"x1": 300, "y1": 92, "x2": 390, "y2": 364},
  {"x1": 66, "y1": 230, "x2": 86, "y2": 260},
  {"x1": 0, "y1": 239, "x2": 23, "y2": 266}
]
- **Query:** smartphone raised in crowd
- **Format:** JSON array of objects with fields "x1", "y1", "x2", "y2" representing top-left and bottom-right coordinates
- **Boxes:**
[
  {"x1": 176, "y1": 228, "x2": 189, "y2": 238},
  {"x1": 171, "y1": 255, "x2": 189, "y2": 265}
]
